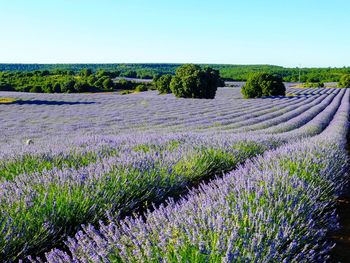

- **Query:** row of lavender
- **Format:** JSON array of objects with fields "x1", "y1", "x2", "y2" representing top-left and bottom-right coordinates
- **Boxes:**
[
  {"x1": 40, "y1": 89, "x2": 350, "y2": 262},
  {"x1": 0, "y1": 88, "x2": 338, "y2": 163},
  {"x1": 0, "y1": 88, "x2": 346, "y2": 261},
  {"x1": 0, "y1": 88, "x2": 336, "y2": 183},
  {"x1": 0, "y1": 88, "x2": 343, "y2": 187},
  {"x1": 0, "y1": 87, "x2": 332, "y2": 146},
  {"x1": 0, "y1": 88, "x2": 341, "y2": 187}
]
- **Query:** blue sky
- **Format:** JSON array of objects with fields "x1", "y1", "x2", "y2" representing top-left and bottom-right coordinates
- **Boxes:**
[{"x1": 0, "y1": 0, "x2": 349, "y2": 67}]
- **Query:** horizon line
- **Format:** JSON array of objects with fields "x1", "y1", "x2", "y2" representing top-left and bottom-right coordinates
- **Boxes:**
[{"x1": 0, "y1": 62, "x2": 349, "y2": 69}]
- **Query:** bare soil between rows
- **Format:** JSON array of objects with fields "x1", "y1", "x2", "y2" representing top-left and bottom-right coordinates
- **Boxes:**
[{"x1": 329, "y1": 132, "x2": 350, "y2": 263}]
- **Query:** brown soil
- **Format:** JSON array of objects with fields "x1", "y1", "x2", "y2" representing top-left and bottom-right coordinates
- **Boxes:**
[
  {"x1": 329, "y1": 193, "x2": 350, "y2": 263},
  {"x1": 329, "y1": 132, "x2": 350, "y2": 263}
]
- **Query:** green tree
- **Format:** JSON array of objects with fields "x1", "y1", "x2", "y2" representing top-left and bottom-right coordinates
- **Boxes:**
[
  {"x1": 29, "y1": 86, "x2": 43, "y2": 93},
  {"x1": 41, "y1": 70, "x2": 50, "y2": 76},
  {"x1": 338, "y1": 74, "x2": 350, "y2": 88},
  {"x1": 61, "y1": 79, "x2": 76, "y2": 93},
  {"x1": 242, "y1": 72, "x2": 285, "y2": 99},
  {"x1": 87, "y1": 75, "x2": 97, "y2": 86},
  {"x1": 121, "y1": 70, "x2": 137, "y2": 78},
  {"x1": 170, "y1": 64, "x2": 221, "y2": 99},
  {"x1": 74, "y1": 81, "x2": 90, "y2": 92},
  {"x1": 80, "y1": 68, "x2": 92, "y2": 77},
  {"x1": 135, "y1": 84, "x2": 148, "y2": 92},
  {"x1": 155, "y1": 74, "x2": 173, "y2": 94},
  {"x1": 53, "y1": 83, "x2": 61, "y2": 93},
  {"x1": 43, "y1": 83, "x2": 54, "y2": 93},
  {"x1": 102, "y1": 78, "x2": 114, "y2": 90},
  {"x1": 115, "y1": 79, "x2": 133, "y2": 90},
  {"x1": 96, "y1": 70, "x2": 107, "y2": 78}
]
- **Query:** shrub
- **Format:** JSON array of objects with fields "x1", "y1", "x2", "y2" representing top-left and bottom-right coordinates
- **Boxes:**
[
  {"x1": 306, "y1": 76, "x2": 321, "y2": 83},
  {"x1": 135, "y1": 84, "x2": 148, "y2": 92},
  {"x1": 87, "y1": 75, "x2": 97, "y2": 86},
  {"x1": 0, "y1": 84, "x2": 14, "y2": 91},
  {"x1": 121, "y1": 70, "x2": 137, "y2": 78},
  {"x1": 115, "y1": 79, "x2": 134, "y2": 90},
  {"x1": 74, "y1": 81, "x2": 91, "y2": 93},
  {"x1": 170, "y1": 64, "x2": 221, "y2": 99},
  {"x1": 102, "y1": 78, "x2": 114, "y2": 90},
  {"x1": 53, "y1": 83, "x2": 61, "y2": 93},
  {"x1": 119, "y1": 90, "x2": 134, "y2": 95},
  {"x1": 29, "y1": 86, "x2": 43, "y2": 93},
  {"x1": 93, "y1": 76, "x2": 108, "y2": 88},
  {"x1": 242, "y1": 72, "x2": 285, "y2": 98},
  {"x1": 60, "y1": 80, "x2": 76, "y2": 93},
  {"x1": 303, "y1": 82, "x2": 325, "y2": 88},
  {"x1": 338, "y1": 74, "x2": 350, "y2": 88},
  {"x1": 155, "y1": 74, "x2": 173, "y2": 94},
  {"x1": 43, "y1": 83, "x2": 54, "y2": 93},
  {"x1": 80, "y1": 69, "x2": 92, "y2": 77}
]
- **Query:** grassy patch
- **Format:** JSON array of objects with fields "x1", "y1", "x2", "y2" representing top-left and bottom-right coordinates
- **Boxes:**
[
  {"x1": 0, "y1": 148, "x2": 118, "y2": 181},
  {"x1": 119, "y1": 90, "x2": 135, "y2": 95},
  {"x1": 132, "y1": 140, "x2": 182, "y2": 153},
  {"x1": 0, "y1": 97, "x2": 17, "y2": 104}
]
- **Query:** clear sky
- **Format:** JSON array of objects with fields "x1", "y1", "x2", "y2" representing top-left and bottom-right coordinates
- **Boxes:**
[{"x1": 0, "y1": 0, "x2": 349, "y2": 67}]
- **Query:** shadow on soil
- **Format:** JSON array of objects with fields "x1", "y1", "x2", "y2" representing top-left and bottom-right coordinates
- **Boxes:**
[
  {"x1": 258, "y1": 94, "x2": 315, "y2": 99},
  {"x1": 15, "y1": 100, "x2": 96, "y2": 105}
]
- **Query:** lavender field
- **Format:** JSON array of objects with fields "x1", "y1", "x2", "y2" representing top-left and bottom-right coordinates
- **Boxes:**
[{"x1": 0, "y1": 87, "x2": 349, "y2": 262}]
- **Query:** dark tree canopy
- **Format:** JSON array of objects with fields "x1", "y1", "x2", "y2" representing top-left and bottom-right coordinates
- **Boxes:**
[
  {"x1": 338, "y1": 74, "x2": 350, "y2": 88},
  {"x1": 170, "y1": 64, "x2": 221, "y2": 99},
  {"x1": 29, "y1": 86, "x2": 43, "y2": 93},
  {"x1": 135, "y1": 84, "x2": 148, "y2": 92},
  {"x1": 102, "y1": 78, "x2": 114, "y2": 90},
  {"x1": 80, "y1": 68, "x2": 92, "y2": 77},
  {"x1": 61, "y1": 80, "x2": 77, "y2": 93},
  {"x1": 155, "y1": 74, "x2": 173, "y2": 94},
  {"x1": 242, "y1": 72, "x2": 286, "y2": 99}
]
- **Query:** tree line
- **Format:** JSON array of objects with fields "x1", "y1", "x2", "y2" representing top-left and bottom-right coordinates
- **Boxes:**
[
  {"x1": 0, "y1": 69, "x2": 153, "y2": 93},
  {"x1": 1, "y1": 64, "x2": 350, "y2": 82},
  {"x1": 1, "y1": 64, "x2": 350, "y2": 96},
  {"x1": 219, "y1": 65, "x2": 350, "y2": 82}
]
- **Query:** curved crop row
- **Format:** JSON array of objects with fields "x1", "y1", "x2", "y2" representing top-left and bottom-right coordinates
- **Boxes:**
[
  {"x1": 153, "y1": 94, "x2": 308, "y2": 130},
  {"x1": 0, "y1": 88, "x2": 346, "y2": 261},
  {"x1": 263, "y1": 88, "x2": 344, "y2": 134},
  {"x1": 41, "y1": 89, "x2": 350, "y2": 263},
  {"x1": 233, "y1": 89, "x2": 341, "y2": 132},
  {"x1": 0, "y1": 90, "x2": 329, "y2": 180},
  {"x1": 0, "y1": 88, "x2": 330, "y2": 144},
  {"x1": 152, "y1": 89, "x2": 337, "y2": 131},
  {"x1": 216, "y1": 90, "x2": 337, "y2": 131}
]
